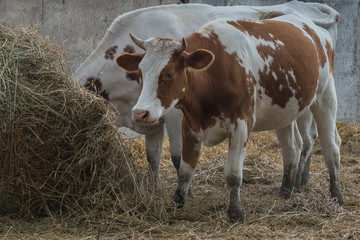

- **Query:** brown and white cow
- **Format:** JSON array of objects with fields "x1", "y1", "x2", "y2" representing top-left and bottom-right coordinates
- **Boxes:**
[
  {"x1": 115, "y1": 12, "x2": 342, "y2": 222},
  {"x1": 74, "y1": 3, "x2": 339, "y2": 189}
]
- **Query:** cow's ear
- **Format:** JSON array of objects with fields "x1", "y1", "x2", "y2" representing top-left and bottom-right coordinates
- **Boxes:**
[
  {"x1": 185, "y1": 49, "x2": 214, "y2": 70},
  {"x1": 115, "y1": 53, "x2": 144, "y2": 72}
]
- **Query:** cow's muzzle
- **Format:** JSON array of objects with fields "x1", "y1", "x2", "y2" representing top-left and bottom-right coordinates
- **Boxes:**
[{"x1": 133, "y1": 110, "x2": 152, "y2": 123}]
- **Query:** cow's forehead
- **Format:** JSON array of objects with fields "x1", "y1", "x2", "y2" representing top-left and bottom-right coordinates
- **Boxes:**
[{"x1": 140, "y1": 38, "x2": 181, "y2": 71}]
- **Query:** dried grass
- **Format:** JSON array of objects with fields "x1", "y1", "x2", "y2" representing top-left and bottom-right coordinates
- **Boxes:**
[{"x1": 99, "y1": 122, "x2": 359, "y2": 239}]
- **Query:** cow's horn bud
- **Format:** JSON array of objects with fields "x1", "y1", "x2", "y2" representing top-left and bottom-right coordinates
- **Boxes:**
[
  {"x1": 175, "y1": 38, "x2": 187, "y2": 55},
  {"x1": 130, "y1": 33, "x2": 145, "y2": 50}
]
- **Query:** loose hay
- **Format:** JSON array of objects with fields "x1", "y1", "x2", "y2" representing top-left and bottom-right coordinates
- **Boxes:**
[
  {"x1": 109, "y1": 124, "x2": 360, "y2": 239},
  {"x1": 0, "y1": 22, "x2": 167, "y2": 226}
]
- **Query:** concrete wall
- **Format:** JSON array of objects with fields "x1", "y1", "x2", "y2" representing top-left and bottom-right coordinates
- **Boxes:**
[{"x1": 1, "y1": 0, "x2": 359, "y2": 123}]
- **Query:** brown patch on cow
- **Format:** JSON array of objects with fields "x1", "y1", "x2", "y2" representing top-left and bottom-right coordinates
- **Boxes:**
[
  {"x1": 303, "y1": 24, "x2": 327, "y2": 68},
  {"x1": 123, "y1": 44, "x2": 135, "y2": 53},
  {"x1": 126, "y1": 72, "x2": 141, "y2": 84},
  {"x1": 121, "y1": 45, "x2": 141, "y2": 84},
  {"x1": 104, "y1": 45, "x2": 118, "y2": 60},
  {"x1": 230, "y1": 20, "x2": 320, "y2": 111},
  {"x1": 335, "y1": 14, "x2": 340, "y2": 23},
  {"x1": 325, "y1": 41, "x2": 335, "y2": 77},
  {"x1": 84, "y1": 77, "x2": 110, "y2": 101}
]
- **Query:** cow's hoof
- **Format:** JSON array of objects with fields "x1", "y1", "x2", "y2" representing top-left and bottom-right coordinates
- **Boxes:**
[
  {"x1": 174, "y1": 189, "x2": 185, "y2": 208},
  {"x1": 330, "y1": 188, "x2": 343, "y2": 206},
  {"x1": 227, "y1": 207, "x2": 244, "y2": 223}
]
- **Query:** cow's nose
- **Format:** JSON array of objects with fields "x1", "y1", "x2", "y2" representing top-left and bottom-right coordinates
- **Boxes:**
[{"x1": 133, "y1": 110, "x2": 150, "y2": 122}]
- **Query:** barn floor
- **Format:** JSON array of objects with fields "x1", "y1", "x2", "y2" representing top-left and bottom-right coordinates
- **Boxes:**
[{"x1": 1, "y1": 122, "x2": 359, "y2": 239}]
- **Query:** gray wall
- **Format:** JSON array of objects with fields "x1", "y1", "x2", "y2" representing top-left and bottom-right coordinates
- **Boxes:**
[{"x1": 1, "y1": 0, "x2": 359, "y2": 123}]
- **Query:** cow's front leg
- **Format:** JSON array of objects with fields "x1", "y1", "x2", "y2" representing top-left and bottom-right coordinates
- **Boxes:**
[
  {"x1": 174, "y1": 121, "x2": 200, "y2": 207},
  {"x1": 276, "y1": 122, "x2": 302, "y2": 198},
  {"x1": 145, "y1": 124, "x2": 164, "y2": 184},
  {"x1": 164, "y1": 109, "x2": 183, "y2": 172},
  {"x1": 165, "y1": 109, "x2": 194, "y2": 197},
  {"x1": 225, "y1": 120, "x2": 248, "y2": 223}
]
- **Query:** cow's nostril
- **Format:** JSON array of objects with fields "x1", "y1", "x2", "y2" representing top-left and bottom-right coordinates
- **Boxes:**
[{"x1": 133, "y1": 110, "x2": 150, "y2": 123}]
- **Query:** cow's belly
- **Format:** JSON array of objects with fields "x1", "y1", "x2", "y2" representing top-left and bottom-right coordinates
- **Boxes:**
[
  {"x1": 200, "y1": 118, "x2": 229, "y2": 147},
  {"x1": 253, "y1": 95, "x2": 309, "y2": 132}
]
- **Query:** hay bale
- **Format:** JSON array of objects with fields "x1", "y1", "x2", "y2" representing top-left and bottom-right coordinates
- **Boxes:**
[{"x1": 0, "y1": 22, "x2": 139, "y2": 219}]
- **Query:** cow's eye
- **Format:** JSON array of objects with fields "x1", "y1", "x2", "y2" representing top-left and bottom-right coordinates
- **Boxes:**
[{"x1": 165, "y1": 71, "x2": 174, "y2": 79}]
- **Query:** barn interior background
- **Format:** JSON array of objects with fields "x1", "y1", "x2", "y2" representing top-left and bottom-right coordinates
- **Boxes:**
[
  {"x1": 0, "y1": 0, "x2": 358, "y2": 123},
  {"x1": 1, "y1": 1, "x2": 359, "y2": 239}
]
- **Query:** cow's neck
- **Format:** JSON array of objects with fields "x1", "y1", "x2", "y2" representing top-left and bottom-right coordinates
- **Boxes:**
[{"x1": 176, "y1": 69, "x2": 214, "y2": 132}]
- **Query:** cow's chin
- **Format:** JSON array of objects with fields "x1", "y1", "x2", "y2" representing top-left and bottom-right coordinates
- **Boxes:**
[{"x1": 133, "y1": 117, "x2": 164, "y2": 127}]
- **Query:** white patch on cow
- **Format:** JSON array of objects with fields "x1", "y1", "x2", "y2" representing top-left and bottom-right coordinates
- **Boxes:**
[
  {"x1": 179, "y1": 159, "x2": 195, "y2": 175},
  {"x1": 133, "y1": 38, "x2": 181, "y2": 122},
  {"x1": 169, "y1": 99, "x2": 179, "y2": 110},
  {"x1": 286, "y1": 69, "x2": 298, "y2": 94},
  {"x1": 275, "y1": 40, "x2": 285, "y2": 47},
  {"x1": 253, "y1": 85, "x2": 306, "y2": 131},
  {"x1": 269, "y1": 33, "x2": 274, "y2": 38},
  {"x1": 224, "y1": 119, "x2": 248, "y2": 186},
  {"x1": 246, "y1": 76, "x2": 253, "y2": 83},
  {"x1": 179, "y1": 158, "x2": 196, "y2": 194},
  {"x1": 182, "y1": 87, "x2": 185, "y2": 92},
  {"x1": 288, "y1": 69, "x2": 296, "y2": 81},
  {"x1": 272, "y1": 71, "x2": 278, "y2": 81},
  {"x1": 200, "y1": 115, "x2": 229, "y2": 146}
]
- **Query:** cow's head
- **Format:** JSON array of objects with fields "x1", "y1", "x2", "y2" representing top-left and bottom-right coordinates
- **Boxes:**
[{"x1": 115, "y1": 34, "x2": 214, "y2": 125}]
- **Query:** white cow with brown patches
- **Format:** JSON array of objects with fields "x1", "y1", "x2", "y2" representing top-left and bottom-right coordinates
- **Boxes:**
[
  {"x1": 115, "y1": 11, "x2": 342, "y2": 222},
  {"x1": 74, "y1": 2, "x2": 339, "y2": 191}
]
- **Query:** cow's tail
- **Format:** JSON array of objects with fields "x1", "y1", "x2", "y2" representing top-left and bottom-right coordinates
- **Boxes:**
[{"x1": 312, "y1": 4, "x2": 340, "y2": 28}]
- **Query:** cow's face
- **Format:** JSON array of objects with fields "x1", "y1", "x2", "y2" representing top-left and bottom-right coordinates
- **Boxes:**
[{"x1": 116, "y1": 34, "x2": 214, "y2": 125}]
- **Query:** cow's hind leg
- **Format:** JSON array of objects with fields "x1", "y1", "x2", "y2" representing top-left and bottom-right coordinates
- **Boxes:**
[
  {"x1": 276, "y1": 122, "x2": 303, "y2": 198},
  {"x1": 225, "y1": 120, "x2": 248, "y2": 223},
  {"x1": 145, "y1": 124, "x2": 164, "y2": 184},
  {"x1": 311, "y1": 80, "x2": 342, "y2": 205},
  {"x1": 295, "y1": 110, "x2": 318, "y2": 189}
]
